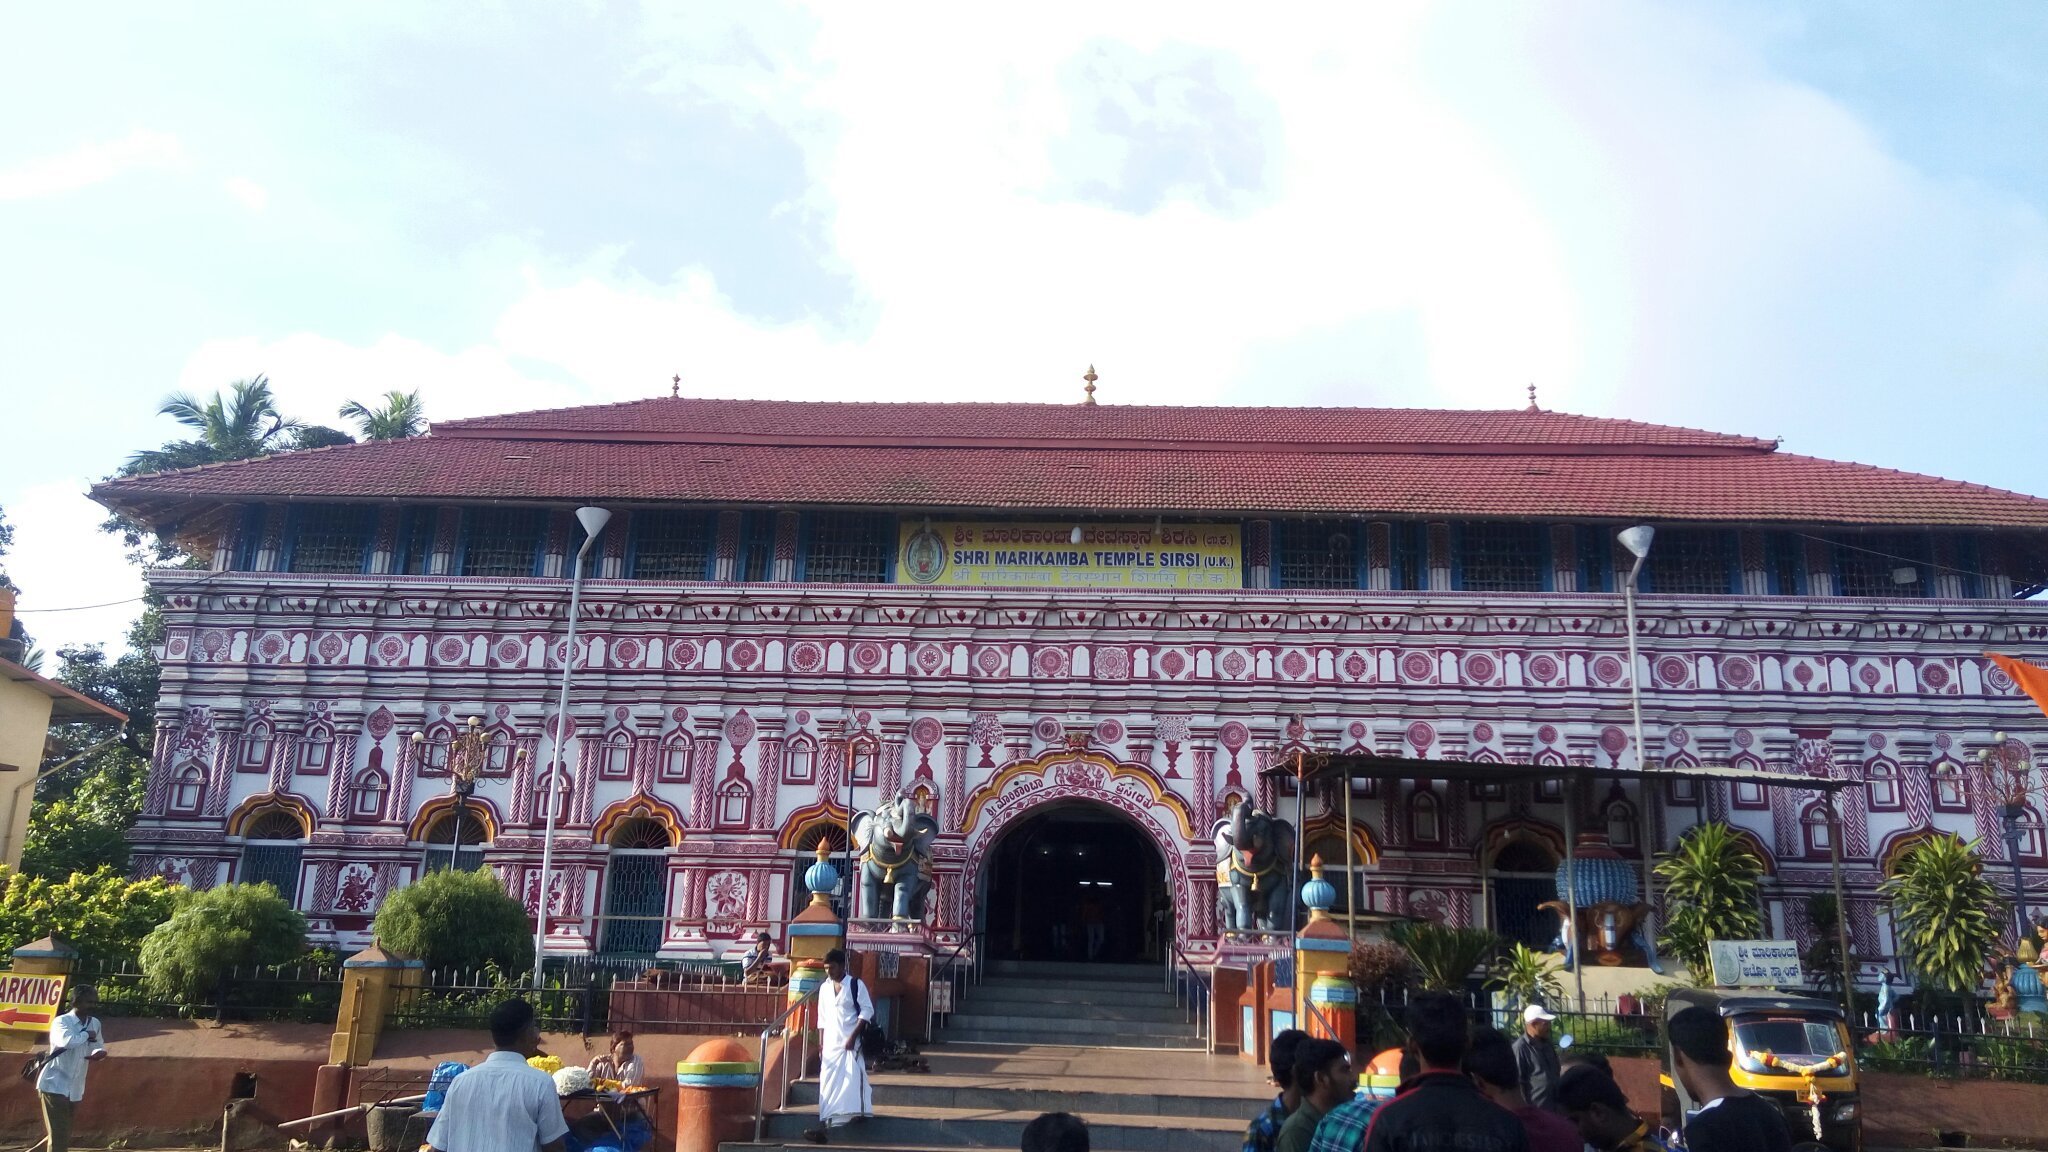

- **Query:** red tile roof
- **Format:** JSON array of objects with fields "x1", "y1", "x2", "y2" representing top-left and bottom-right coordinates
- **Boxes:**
[
  {"x1": 92, "y1": 398, "x2": 2048, "y2": 528},
  {"x1": 438, "y1": 397, "x2": 1775, "y2": 453}
]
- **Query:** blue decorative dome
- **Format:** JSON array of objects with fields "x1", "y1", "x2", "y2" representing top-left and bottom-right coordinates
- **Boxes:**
[
  {"x1": 1301, "y1": 874, "x2": 1336, "y2": 913},
  {"x1": 2015, "y1": 963, "x2": 2046, "y2": 1014},
  {"x1": 1555, "y1": 833, "x2": 1639, "y2": 906},
  {"x1": 805, "y1": 849, "x2": 841, "y2": 896}
]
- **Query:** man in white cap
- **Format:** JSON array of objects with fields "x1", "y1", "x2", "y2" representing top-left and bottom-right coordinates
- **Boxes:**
[{"x1": 1514, "y1": 1003, "x2": 1563, "y2": 1113}]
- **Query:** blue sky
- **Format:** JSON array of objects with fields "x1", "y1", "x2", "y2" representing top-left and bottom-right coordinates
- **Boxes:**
[{"x1": 4, "y1": 1, "x2": 2045, "y2": 655}]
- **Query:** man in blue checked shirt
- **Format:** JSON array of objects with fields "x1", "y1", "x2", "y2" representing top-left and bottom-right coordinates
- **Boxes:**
[
  {"x1": 1308, "y1": 1050, "x2": 1413, "y2": 1152},
  {"x1": 1241, "y1": 1029, "x2": 1307, "y2": 1152}
]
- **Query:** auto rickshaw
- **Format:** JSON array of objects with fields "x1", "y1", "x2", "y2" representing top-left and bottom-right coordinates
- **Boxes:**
[{"x1": 1658, "y1": 987, "x2": 1861, "y2": 1152}]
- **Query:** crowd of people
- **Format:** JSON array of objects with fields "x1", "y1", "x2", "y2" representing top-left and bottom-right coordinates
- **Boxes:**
[{"x1": 1222, "y1": 992, "x2": 1793, "y2": 1152}]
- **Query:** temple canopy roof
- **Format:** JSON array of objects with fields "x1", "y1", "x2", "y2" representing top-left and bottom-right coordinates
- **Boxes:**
[{"x1": 94, "y1": 397, "x2": 2048, "y2": 532}]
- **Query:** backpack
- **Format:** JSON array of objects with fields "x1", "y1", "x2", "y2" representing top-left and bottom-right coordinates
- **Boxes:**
[
  {"x1": 852, "y1": 979, "x2": 889, "y2": 1064},
  {"x1": 17, "y1": 1051, "x2": 49, "y2": 1086}
]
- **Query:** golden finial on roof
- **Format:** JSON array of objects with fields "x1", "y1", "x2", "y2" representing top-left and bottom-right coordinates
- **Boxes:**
[
  {"x1": 1083, "y1": 365, "x2": 1098, "y2": 406},
  {"x1": 1526, "y1": 382, "x2": 1539, "y2": 412},
  {"x1": 672, "y1": 374, "x2": 681, "y2": 399}
]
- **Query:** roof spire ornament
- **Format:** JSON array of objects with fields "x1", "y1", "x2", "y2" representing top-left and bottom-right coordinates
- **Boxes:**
[
  {"x1": 1526, "y1": 382, "x2": 1539, "y2": 413},
  {"x1": 671, "y1": 374, "x2": 681, "y2": 399},
  {"x1": 1083, "y1": 364, "x2": 1098, "y2": 406}
]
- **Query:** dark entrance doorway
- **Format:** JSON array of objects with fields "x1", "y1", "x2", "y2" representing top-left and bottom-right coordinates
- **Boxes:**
[
  {"x1": 983, "y1": 803, "x2": 1168, "y2": 965},
  {"x1": 1489, "y1": 839, "x2": 1560, "y2": 951}
]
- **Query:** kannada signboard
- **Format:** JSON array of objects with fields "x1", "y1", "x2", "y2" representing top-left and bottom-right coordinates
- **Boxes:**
[
  {"x1": 0, "y1": 971, "x2": 66, "y2": 1033},
  {"x1": 897, "y1": 522, "x2": 1242, "y2": 590},
  {"x1": 1709, "y1": 940, "x2": 1804, "y2": 988}
]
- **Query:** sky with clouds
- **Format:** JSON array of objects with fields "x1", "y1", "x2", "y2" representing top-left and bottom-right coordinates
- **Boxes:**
[{"x1": 3, "y1": 1, "x2": 2045, "y2": 656}]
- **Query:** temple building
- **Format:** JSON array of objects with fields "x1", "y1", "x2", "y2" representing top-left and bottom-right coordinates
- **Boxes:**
[{"x1": 92, "y1": 396, "x2": 2048, "y2": 984}]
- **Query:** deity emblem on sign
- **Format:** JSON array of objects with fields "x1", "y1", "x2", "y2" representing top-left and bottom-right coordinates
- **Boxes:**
[{"x1": 903, "y1": 525, "x2": 948, "y2": 585}]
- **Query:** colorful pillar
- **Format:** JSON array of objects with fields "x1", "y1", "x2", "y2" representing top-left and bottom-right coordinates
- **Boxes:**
[
  {"x1": 1296, "y1": 856, "x2": 1357, "y2": 1052},
  {"x1": 786, "y1": 844, "x2": 844, "y2": 1014},
  {"x1": 675, "y1": 1037, "x2": 762, "y2": 1152}
]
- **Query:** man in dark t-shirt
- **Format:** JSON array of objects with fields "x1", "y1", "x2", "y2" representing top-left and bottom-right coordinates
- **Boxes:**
[{"x1": 1667, "y1": 1007, "x2": 1791, "y2": 1152}]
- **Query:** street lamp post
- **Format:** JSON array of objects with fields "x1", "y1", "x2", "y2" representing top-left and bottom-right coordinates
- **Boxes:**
[
  {"x1": 534, "y1": 506, "x2": 611, "y2": 991},
  {"x1": 840, "y1": 715, "x2": 861, "y2": 928},
  {"x1": 1616, "y1": 526, "x2": 1657, "y2": 934},
  {"x1": 413, "y1": 716, "x2": 491, "y2": 872},
  {"x1": 1978, "y1": 733, "x2": 2037, "y2": 943}
]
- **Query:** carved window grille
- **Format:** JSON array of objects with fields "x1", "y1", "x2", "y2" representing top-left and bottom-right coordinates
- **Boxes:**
[
  {"x1": 1275, "y1": 520, "x2": 1359, "y2": 590},
  {"x1": 1834, "y1": 532, "x2": 1931, "y2": 598},
  {"x1": 288, "y1": 505, "x2": 373, "y2": 574},
  {"x1": 421, "y1": 813, "x2": 486, "y2": 873},
  {"x1": 1732, "y1": 780, "x2": 1768, "y2": 809},
  {"x1": 1866, "y1": 762, "x2": 1902, "y2": 811},
  {"x1": 243, "y1": 810, "x2": 306, "y2": 841},
  {"x1": 630, "y1": 511, "x2": 714, "y2": 580},
  {"x1": 351, "y1": 770, "x2": 388, "y2": 820},
  {"x1": 1457, "y1": 523, "x2": 1547, "y2": 592},
  {"x1": 609, "y1": 816, "x2": 673, "y2": 850},
  {"x1": 484, "y1": 730, "x2": 512, "y2": 775},
  {"x1": 171, "y1": 766, "x2": 205, "y2": 813},
  {"x1": 784, "y1": 738, "x2": 817, "y2": 783},
  {"x1": 803, "y1": 513, "x2": 894, "y2": 584},
  {"x1": 460, "y1": 508, "x2": 545, "y2": 578},
  {"x1": 1666, "y1": 776, "x2": 1699, "y2": 804},
  {"x1": 1645, "y1": 529, "x2": 1734, "y2": 595},
  {"x1": 2016, "y1": 806, "x2": 2046, "y2": 864}
]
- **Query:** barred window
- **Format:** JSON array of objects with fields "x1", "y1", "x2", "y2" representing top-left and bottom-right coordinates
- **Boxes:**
[
  {"x1": 1835, "y1": 533, "x2": 1930, "y2": 598},
  {"x1": 395, "y1": 508, "x2": 437, "y2": 575},
  {"x1": 737, "y1": 513, "x2": 777, "y2": 582},
  {"x1": 1458, "y1": 522, "x2": 1547, "y2": 592},
  {"x1": 287, "y1": 505, "x2": 372, "y2": 574},
  {"x1": 630, "y1": 511, "x2": 713, "y2": 580},
  {"x1": 1275, "y1": 520, "x2": 1358, "y2": 589},
  {"x1": 803, "y1": 512, "x2": 894, "y2": 584},
  {"x1": 1645, "y1": 529, "x2": 1733, "y2": 595},
  {"x1": 460, "y1": 508, "x2": 545, "y2": 577}
]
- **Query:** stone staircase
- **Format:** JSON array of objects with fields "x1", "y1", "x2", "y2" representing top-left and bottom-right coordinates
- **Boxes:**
[{"x1": 734, "y1": 962, "x2": 1266, "y2": 1151}]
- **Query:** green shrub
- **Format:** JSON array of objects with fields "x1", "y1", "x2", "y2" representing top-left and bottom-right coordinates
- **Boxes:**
[
  {"x1": 1486, "y1": 942, "x2": 1564, "y2": 1010},
  {"x1": 0, "y1": 866, "x2": 178, "y2": 963},
  {"x1": 1390, "y1": 921, "x2": 1502, "y2": 992},
  {"x1": 1878, "y1": 833, "x2": 2004, "y2": 995},
  {"x1": 139, "y1": 882, "x2": 307, "y2": 1000},
  {"x1": 1655, "y1": 822, "x2": 1764, "y2": 976},
  {"x1": 372, "y1": 868, "x2": 533, "y2": 972}
]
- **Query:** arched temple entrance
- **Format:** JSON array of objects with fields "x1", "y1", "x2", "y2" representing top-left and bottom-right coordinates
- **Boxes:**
[
  {"x1": 982, "y1": 801, "x2": 1170, "y2": 965},
  {"x1": 1488, "y1": 837, "x2": 1561, "y2": 951}
]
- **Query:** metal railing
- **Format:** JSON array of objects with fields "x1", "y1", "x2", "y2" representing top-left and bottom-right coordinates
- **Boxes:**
[
  {"x1": 1166, "y1": 937, "x2": 1212, "y2": 1049},
  {"x1": 927, "y1": 931, "x2": 982, "y2": 1037},
  {"x1": 754, "y1": 987, "x2": 820, "y2": 1143}
]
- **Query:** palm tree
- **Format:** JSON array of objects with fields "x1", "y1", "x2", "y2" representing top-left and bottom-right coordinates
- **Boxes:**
[
  {"x1": 339, "y1": 390, "x2": 425, "y2": 440},
  {"x1": 1878, "y1": 833, "x2": 2004, "y2": 995},
  {"x1": 127, "y1": 376, "x2": 300, "y2": 472},
  {"x1": 1391, "y1": 921, "x2": 1503, "y2": 992},
  {"x1": 1655, "y1": 821, "x2": 1764, "y2": 977}
]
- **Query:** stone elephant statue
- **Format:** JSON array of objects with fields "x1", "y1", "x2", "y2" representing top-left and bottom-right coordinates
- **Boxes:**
[
  {"x1": 1213, "y1": 800, "x2": 1297, "y2": 932},
  {"x1": 852, "y1": 795, "x2": 941, "y2": 925}
]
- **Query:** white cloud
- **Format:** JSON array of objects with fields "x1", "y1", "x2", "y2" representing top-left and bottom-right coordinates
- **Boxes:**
[
  {"x1": 223, "y1": 176, "x2": 269, "y2": 212},
  {"x1": 0, "y1": 130, "x2": 184, "y2": 201},
  {"x1": 4, "y1": 483, "x2": 143, "y2": 656}
]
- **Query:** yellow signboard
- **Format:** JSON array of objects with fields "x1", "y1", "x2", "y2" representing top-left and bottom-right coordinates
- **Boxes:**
[
  {"x1": 898, "y1": 522, "x2": 1242, "y2": 590},
  {"x1": 0, "y1": 972, "x2": 65, "y2": 1032}
]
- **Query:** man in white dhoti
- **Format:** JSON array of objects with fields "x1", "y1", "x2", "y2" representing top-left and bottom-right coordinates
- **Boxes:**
[{"x1": 805, "y1": 948, "x2": 874, "y2": 1144}]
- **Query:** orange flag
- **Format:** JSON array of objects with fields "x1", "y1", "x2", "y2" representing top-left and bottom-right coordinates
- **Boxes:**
[{"x1": 1986, "y1": 652, "x2": 2048, "y2": 719}]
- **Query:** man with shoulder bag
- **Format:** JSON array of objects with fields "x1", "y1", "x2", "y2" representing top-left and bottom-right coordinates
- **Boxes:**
[
  {"x1": 805, "y1": 949, "x2": 874, "y2": 1144},
  {"x1": 29, "y1": 986, "x2": 106, "y2": 1152}
]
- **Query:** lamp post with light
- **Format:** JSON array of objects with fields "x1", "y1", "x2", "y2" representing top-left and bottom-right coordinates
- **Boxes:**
[
  {"x1": 1977, "y1": 733, "x2": 2039, "y2": 942},
  {"x1": 533, "y1": 506, "x2": 611, "y2": 990},
  {"x1": 411, "y1": 716, "x2": 493, "y2": 871},
  {"x1": 1616, "y1": 526, "x2": 1657, "y2": 942}
]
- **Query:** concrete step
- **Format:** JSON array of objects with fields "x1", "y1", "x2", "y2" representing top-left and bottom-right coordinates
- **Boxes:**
[
  {"x1": 787, "y1": 1077, "x2": 1259, "y2": 1120},
  {"x1": 988, "y1": 960, "x2": 1164, "y2": 980},
  {"x1": 933, "y1": 1026, "x2": 1201, "y2": 1049},
  {"x1": 940, "y1": 1010, "x2": 1194, "y2": 1034},
  {"x1": 759, "y1": 1103, "x2": 1244, "y2": 1151},
  {"x1": 967, "y1": 975, "x2": 1180, "y2": 996},
  {"x1": 958, "y1": 982, "x2": 1183, "y2": 1010}
]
